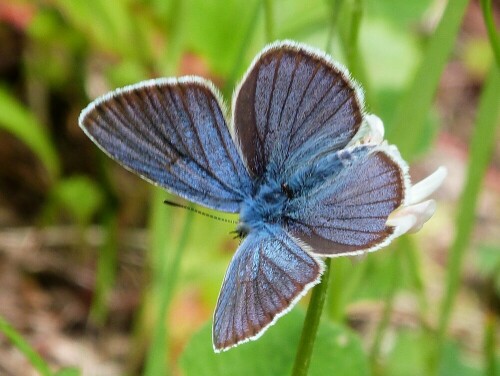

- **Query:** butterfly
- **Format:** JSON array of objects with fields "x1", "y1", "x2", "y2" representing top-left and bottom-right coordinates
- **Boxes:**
[{"x1": 79, "y1": 41, "x2": 437, "y2": 352}]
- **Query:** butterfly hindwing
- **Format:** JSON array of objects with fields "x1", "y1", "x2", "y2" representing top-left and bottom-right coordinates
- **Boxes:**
[
  {"x1": 233, "y1": 41, "x2": 364, "y2": 178},
  {"x1": 213, "y1": 226, "x2": 323, "y2": 352},
  {"x1": 79, "y1": 78, "x2": 252, "y2": 212},
  {"x1": 286, "y1": 146, "x2": 408, "y2": 256}
]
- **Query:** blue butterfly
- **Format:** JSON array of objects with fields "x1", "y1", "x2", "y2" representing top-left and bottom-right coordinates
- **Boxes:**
[{"x1": 79, "y1": 41, "x2": 433, "y2": 352}]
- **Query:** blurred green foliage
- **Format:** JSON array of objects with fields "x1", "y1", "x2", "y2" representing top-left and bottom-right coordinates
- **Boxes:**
[
  {"x1": 180, "y1": 309, "x2": 369, "y2": 376},
  {"x1": 0, "y1": 0, "x2": 499, "y2": 375}
]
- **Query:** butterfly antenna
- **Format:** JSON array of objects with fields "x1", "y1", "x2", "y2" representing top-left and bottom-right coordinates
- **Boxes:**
[{"x1": 163, "y1": 199, "x2": 238, "y2": 225}]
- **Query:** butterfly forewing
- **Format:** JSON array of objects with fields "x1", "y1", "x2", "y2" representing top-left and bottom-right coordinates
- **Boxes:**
[
  {"x1": 213, "y1": 226, "x2": 323, "y2": 352},
  {"x1": 233, "y1": 41, "x2": 363, "y2": 178},
  {"x1": 79, "y1": 78, "x2": 252, "y2": 212}
]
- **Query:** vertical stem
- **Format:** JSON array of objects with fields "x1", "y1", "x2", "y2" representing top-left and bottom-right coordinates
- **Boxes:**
[
  {"x1": 437, "y1": 66, "x2": 500, "y2": 348},
  {"x1": 325, "y1": 0, "x2": 344, "y2": 54},
  {"x1": 223, "y1": 0, "x2": 261, "y2": 96},
  {"x1": 337, "y1": 0, "x2": 374, "y2": 109},
  {"x1": 400, "y1": 236, "x2": 428, "y2": 318},
  {"x1": 129, "y1": 188, "x2": 173, "y2": 373},
  {"x1": 345, "y1": 0, "x2": 362, "y2": 71},
  {"x1": 327, "y1": 257, "x2": 346, "y2": 322},
  {"x1": 90, "y1": 212, "x2": 118, "y2": 324},
  {"x1": 157, "y1": 0, "x2": 184, "y2": 75},
  {"x1": 144, "y1": 208, "x2": 194, "y2": 376},
  {"x1": 369, "y1": 250, "x2": 400, "y2": 368},
  {"x1": 388, "y1": 0, "x2": 469, "y2": 158},
  {"x1": 291, "y1": 258, "x2": 332, "y2": 376},
  {"x1": 480, "y1": 0, "x2": 500, "y2": 68},
  {"x1": 263, "y1": 0, "x2": 274, "y2": 42},
  {"x1": 484, "y1": 314, "x2": 497, "y2": 376}
]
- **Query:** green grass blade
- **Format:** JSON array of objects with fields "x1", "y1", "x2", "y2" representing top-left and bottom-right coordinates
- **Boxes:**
[
  {"x1": 223, "y1": 0, "x2": 262, "y2": 96},
  {"x1": 369, "y1": 250, "x2": 400, "y2": 368},
  {"x1": 480, "y1": 0, "x2": 500, "y2": 68},
  {"x1": 156, "y1": 0, "x2": 184, "y2": 75},
  {"x1": 437, "y1": 65, "x2": 500, "y2": 346},
  {"x1": 90, "y1": 212, "x2": 118, "y2": 324},
  {"x1": 387, "y1": 0, "x2": 470, "y2": 159},
  {"x1": 484, "y1": 313, "x2": 497, "y2": 376},
  {"x1": 327, "y1": 257, "x2": 349, "y2": 323},
  {"x1": 0, "y1": 316, "x2": 53, "y2": 376},
  {"x1": 144, "y1": 191, "x2": 194, "y2": 376},
  {"x1": 263, "y1": 0, "x2": 275, "y2": 41},
  {"x1": 0, "y1": 86, "x2": 59, "y2": 181},
  {"x1": 139, "y1": 187, "x2": 173, "y2": 375},
  {"x1": 51, "y1": 0, "x2": 140, "y2": 60},
  {"x1": 400, "y1": 236, "x2": 428, "y2": 317},
  {"x1": 291, "y1": 259, "x2": 332, "y2": 376},
  {"x1": 325, "y1": 0, "x2": 345, "y2": 54}
]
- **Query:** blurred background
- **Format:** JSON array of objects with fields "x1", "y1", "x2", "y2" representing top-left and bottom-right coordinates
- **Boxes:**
[{"x1": 0, "y1": 0, "x2": 499, "y2": 375}]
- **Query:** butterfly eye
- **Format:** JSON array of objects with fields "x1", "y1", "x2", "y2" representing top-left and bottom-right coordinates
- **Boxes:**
[{"x1": 281, "y1": 183, "x2": 294, "y2": 199}]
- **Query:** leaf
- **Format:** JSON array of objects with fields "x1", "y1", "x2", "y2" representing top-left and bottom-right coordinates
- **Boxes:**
[
  {"x1": 438, "y1": 65, "x2": 500, "y2": 342},
  {"x1": 359, "y1": 19, "x2": 420, "y2": 90},
  {"x1": 476, "y1": 244, "x2": 500, "y2": 277},
  {"x1": 387, "y1": 0, "x2": 470, "y2": 160},
  {"x1": 52, "y1": 176, "x2": 104, "y2": 225},
  {"x1": 180, "y1": 308, "x2": 369, "y2": 376},
  {"x1": 364, "y1": 0, "x2": 433, "y2": 28},
  {"x1": 0, "y1": 86, "x2": 60, "y2": 181},
  {"x1": 385, "y1": 330, "x2": 435, "y2": 376},
  {"x1": 184, "y1": 0, "x2": 263, "y2": 76},
  {"x1": 51, "y1": 0, "x2": 143, "y2": 60},
  {"x1": 0, "y1": 316, "x2": 53, "y2": 376},
  {"x1": 438, "y1": 341, "x2": 482, "y2": 376}
]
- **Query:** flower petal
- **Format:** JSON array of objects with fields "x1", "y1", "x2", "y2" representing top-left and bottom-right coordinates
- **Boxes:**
[
  {"x1": 349, "y1": 114, "x2": 385, "y2": 146},
  {"x1": 387, "y1": 199, "x2": 436, "y2": 236},
  {"x1": 365, "y1": 114, "x2": 385, "y2": 144},
  {"x1": 409, "y1": 166, "x2": 447, "y2": 205}
]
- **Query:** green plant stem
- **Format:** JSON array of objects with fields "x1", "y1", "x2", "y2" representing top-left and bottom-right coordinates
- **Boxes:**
[
  {"x1": 437, "y1": 66, "x2": 500, "y2": 349},
  {"x1": 345, "y1": 0, "x2": 363, "y2": 75},
  {"x1": 484, "y1": 313, "x2": 497, "y2": 376},
  {"x1": 400, "y1": 236, "x2": 428, "y2": 318},
  {"x1": 144, "y1": 202, "x2": 194, "y2": 376},
  {"x1": 327, "y1": 257, "x2": 347, "y2": 322},
  {"x1": 90, "y1": 212, "x2": 118, "y2": 324},
  {"x1": 0, "y1": 316, "x2": 53, "y2": 376},
  {"x1": 129, "y1": 188, "x2": 173, "y2": 373},
  {"x1": 338, "y1": 0, "x2": 374, "y2": 109},
  {"x1": 388, "y1": 0, "x2": 469, "y2": 159},
  {"x1": 370, "y1": 250, "x2": 400, "y2": 368},
  {"x1": 223, "y1": 0, "x2": 261, "y2": 96},
  {"x1": 291, "y1": 258, "x2": 332, "y2": 376},
  {"x1": 480, "y1": 0, "x2": 500, "y2": 68},
  {"x1": 325, "y1": 0, "x2": 344, "y2": 54},
  {"x1": 263, "y1": 0, "x2": 274, "y2": 42},
  {"x1": 157, "y1": 0, "x2": 184, "y2": 75}
]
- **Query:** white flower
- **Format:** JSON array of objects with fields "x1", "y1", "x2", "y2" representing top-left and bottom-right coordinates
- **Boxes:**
[
  {"x1": 387, "y1": 166, "x2": 447, "y2": 236},
  {"x1": 354, "y1": 114, "x2": 447, "y2": 237}
]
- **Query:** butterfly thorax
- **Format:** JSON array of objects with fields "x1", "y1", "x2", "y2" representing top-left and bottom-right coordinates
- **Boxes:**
[{"x1": 237, "y1": 176, "x2": 291, "y2": 237}]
